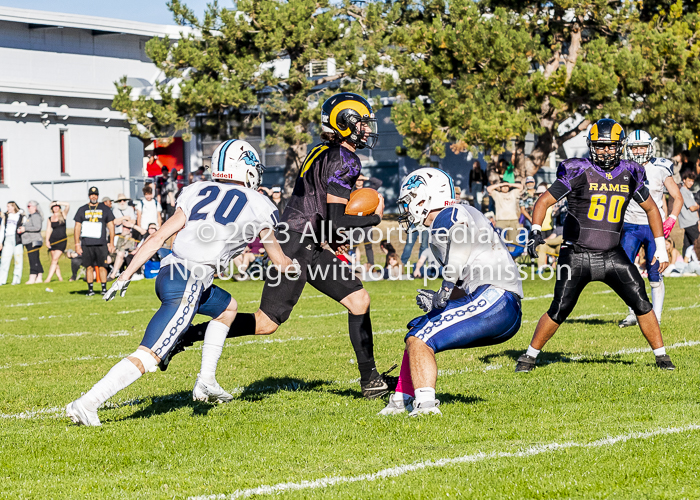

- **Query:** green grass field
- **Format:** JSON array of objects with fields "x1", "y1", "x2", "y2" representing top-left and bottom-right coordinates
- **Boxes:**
[{"x1": 2, "y1": 268, "x2": 700, "y2": 499}]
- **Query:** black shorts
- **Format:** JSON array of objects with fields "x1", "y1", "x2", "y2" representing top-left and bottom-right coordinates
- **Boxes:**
[
  {"x1": 82, "y1": 244, "x2": 109, "y2": 268},
  {"x1": 259, "y1": 232, "x2": 364, "y2": 325},
  {"x1": 547, "y1": 245, "x2": 652, "y2": 324}
]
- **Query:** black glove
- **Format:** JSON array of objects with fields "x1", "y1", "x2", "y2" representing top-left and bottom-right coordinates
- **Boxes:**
[
  {"x1": 527, "y1": 229, "x2": 545, "y2": 259},
  {"x1": 416, "y1": 281, "x2": 454, "y2": 313}
]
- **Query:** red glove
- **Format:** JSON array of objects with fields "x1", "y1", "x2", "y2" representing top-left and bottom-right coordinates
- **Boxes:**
[{"x1": 663, "y1": 215, "x2": 677, "y2": 238}]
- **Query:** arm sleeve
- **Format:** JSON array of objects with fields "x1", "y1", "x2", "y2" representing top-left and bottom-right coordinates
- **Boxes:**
[{"x1": 327, "y1": 203, "x2": 380, "y2": 230}]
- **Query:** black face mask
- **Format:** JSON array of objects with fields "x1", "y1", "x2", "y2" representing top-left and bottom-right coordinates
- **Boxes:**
[{"x1": 588, "y1": 141, "x2": 623, "y2": 171}]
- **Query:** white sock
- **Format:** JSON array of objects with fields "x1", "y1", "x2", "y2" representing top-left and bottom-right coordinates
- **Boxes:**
[
  {"x1": 653, "y1": 347, "x2": 666, "y2": 357},
  {"x1": 80, "y1": 358, "x2": 142, "y2": 412},
  {"x1": 200, "y1": 321, "x2": 229, "y2": 385},
  {"x1": 626, "y1": 306, "x2": 635, "y2": 319},
  {"x1": 651, "y1": 280, "x2": 665, "y2": 322},
  {"x1": 414, "y1": 387, "x2": 436, "y2": 406},
  {"x1": 526, "y1": 345, "x2": 541, "y2": 358}
]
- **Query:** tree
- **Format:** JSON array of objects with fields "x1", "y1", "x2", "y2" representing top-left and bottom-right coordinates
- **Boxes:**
[
  {"x1": 385, "y1": 0, "x2": 700, "y2": 176},
  {"x1": 113, "y1": 0, "x2": 379, "y2": 194}
]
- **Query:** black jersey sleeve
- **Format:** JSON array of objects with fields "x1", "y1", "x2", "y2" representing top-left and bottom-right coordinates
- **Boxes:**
[
  {"x1": 327, "y1": 203, "x2": 380, "y2": 229},
  {"x1": 632, "y1": 185, "x2": 650, "y2": 204},
  {"x1": 547, "y1": 179, "x2": 571, "y2": 201}
]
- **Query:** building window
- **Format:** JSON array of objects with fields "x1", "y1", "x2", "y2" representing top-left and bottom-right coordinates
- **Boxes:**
[
  {"x1": 60, "y1": 130, "x2": 67, "y2": 174},
  {"x1": 0, "y1": 141, "x2": 4, "y2": 185}
]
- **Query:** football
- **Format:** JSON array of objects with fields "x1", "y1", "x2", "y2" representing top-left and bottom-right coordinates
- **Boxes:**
[{"x1": 345, "y1": 188, "x2": 380, "y2": 216}]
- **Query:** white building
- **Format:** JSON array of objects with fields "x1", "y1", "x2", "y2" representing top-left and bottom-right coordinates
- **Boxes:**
[{"x1": 0, "y1": 7, "x2": 194, "y2": 225}]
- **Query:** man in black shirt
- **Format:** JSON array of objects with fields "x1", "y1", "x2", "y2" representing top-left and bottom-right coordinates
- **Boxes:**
[
  {"x1": 163, "y1": 93, "x2": 395, "y2": 399},
  {"x1": 74, "y1": 186, "x2": 115, "y2": 296}
]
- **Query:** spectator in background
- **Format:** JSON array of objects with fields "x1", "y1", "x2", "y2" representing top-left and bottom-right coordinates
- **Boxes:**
[
  {"x1": 102, "y1": 197, "x2": 112, "y2": 210},
  {"x1": 161, "y1": 168, "x2": 179, "y2": 221},
  {"x1": 0, "y1": 201, "x2": 24, "y2": 285},
  {"x1": 259, "y1": 185, "x2": 287, "y2": 214},
  {"x1": 74, "y1": 186, "x2": 115, "y2": 296},
  {"x1": 65, "y1": 248, "x2": 83, "y2": 282},
  {"x1": 468, "y1": 160, "x2": 486, "y2": 212},
  {"x1": 192, "y1": 166, "x2": 206, "y2": 183},
  {"x1": 19, "y1": 200, "x2": 44, "y2": 284},
  {"x1": 44, "y1": 201, "x2": 70, "y2": 283},
  {"x1": 137, "y1": 185, "x2": 162, "y2": 229},
  {"x1": 109, "y1": 194, "x2": 143, "y2": 280},
  {"x1": 487, "y1": 180, "x2": 523, "y2": 242},
  {"x1": 679, "y1": 171, "x2": 700, "y2": 254},
  {"x1": 145, "y1": 154, "x2": 164, "y2": 178},
  {"x1": 678, "y1": 150, "x2": 694, "y2": 178},
  {"x1": 519, "y1": 176, "x2": 537, "y2": 230},
  {"x1": 500, "y1": 158, "x2": 516, "y2": 183}
]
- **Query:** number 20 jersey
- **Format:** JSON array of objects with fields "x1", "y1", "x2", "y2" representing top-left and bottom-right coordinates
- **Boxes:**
[
  {"x1": 548, "y1": 158, "x2": 649, "y2": 252},
  {"x1": 163, "y1": 181, "x2": 279, "y2": 286}
]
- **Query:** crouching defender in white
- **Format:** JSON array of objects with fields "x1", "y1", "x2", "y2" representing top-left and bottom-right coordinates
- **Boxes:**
[
  {"x1": 66, "y1": 140, "x2": 296, "y2": 426},
  {"x1": 381, "y1": 168, "x2": 523, "y2": 416}
]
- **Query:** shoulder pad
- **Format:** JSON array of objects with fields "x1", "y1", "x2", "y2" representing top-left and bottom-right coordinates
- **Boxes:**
[
  {"x1": 431, "y1": 206, "x2": 462, "y2": 232},
  {"x1": 650, "y1": 157, "x2": 674, "y2": 175}
]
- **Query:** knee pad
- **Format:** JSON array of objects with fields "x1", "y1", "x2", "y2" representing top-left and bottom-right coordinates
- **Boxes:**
[
  {"x1": 129, "y1": 349, "x2": 158, "y2": 373},
  {"x1": 650, "y1": 278, "x2": 663, "y2": 288}
]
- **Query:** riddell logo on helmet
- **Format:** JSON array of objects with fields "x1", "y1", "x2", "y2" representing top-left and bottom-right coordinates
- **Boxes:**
[
  {"x1": 444, "y1": 200, "x2": 458, "y2": 206},
  {"x1": 213, "y1": 172, "x2": 237, "y2": 179}
]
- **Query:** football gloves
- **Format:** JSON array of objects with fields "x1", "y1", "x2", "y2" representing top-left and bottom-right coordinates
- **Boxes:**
[
  {"x1": 662, "y1": 215, "x2": 677, "y2": 239},
  {"x1": 103, "y1": 280, "x2": 130, "y2": 301},
  {"x1": 416, "y1": 281, "x2": 454, "y2": 313},
  {"x1": 526, "y1": 229, "x2": 545, "y2": 259}
]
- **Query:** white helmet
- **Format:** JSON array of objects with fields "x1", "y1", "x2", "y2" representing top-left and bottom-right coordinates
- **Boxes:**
[
  {"x1": 397, "y1": 167, "x2": 455, "y2": 232},
  {"x1": 210, "y1": 140, "x2": 265, "y2": 189},
  {"x1": 624, "y1": 129, "x2": 657, "y2": 165}
]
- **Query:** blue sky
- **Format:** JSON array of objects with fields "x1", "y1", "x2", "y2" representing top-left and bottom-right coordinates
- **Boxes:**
[{"x1": 0, "y1": 0, "x2": 224, "y2": 25}]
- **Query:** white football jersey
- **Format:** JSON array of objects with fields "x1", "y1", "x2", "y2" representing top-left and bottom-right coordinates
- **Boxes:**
[
  {"x1": 162, "y1": 181, "x2": 279, "y2": 286},
  {"x1": 624, "y1": 157, "x2": 674, "y2": 225},
  {"x1": 428, "y1": 204, "x2": 523, "y2": 298}
]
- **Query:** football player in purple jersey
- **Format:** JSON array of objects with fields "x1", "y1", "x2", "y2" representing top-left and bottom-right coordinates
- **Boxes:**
[
  {"x1": 160, "y1": 93, "x2": 398, "y2": 399},
  {"x1": 516, "y1": 119, "x2": 675, "y2": 372}
]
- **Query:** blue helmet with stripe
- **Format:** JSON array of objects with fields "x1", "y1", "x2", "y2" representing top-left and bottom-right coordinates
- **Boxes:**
[
  {"x1": 624, "y1": 129, "x2": 656, "y2": 165},
  {"x1": 210, "y1": 140, "x2": 265, "y2": 189}
]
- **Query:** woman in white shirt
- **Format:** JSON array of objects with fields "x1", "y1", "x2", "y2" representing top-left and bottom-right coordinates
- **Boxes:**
[{"x1": 0, "y1": 202, "x2": 24, "y2": 285}]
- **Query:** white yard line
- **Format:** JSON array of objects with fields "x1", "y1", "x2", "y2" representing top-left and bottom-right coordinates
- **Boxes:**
[
  {"x1": 188, "y1": 424, "x2": 700, "y2": 500},
  {"x1": 0, "y1": 331, "x2": 131, "y2": 340}
]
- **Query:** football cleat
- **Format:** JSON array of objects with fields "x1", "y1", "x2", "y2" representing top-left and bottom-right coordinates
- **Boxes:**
[
  {"x1": 655, "y1": 354, "x2": 675, "y2": 370},
  {"x1": 361, "y1": 364, "x2": 398, "y2": 400},
  {"x1": 408, "y1": 399, "x2": 441, "y2": 417},
  {"x1": 192, "y1": 375, "x2": 234, "y2": 403},
  {"x1": 378, "y1": 393, "x2": 414, "y2": 416},
  {"x1": 66, "y1": 399, "x2": 101, "y2": 427},
  {"x1": 515, "y1": 354, "x2": 537, "y2": 373},
  {"x1": 86, "y1": 290, "x2": 95, "y2": 297},
  {"x1": 158, "y1": 323, "x2": 208, "y2": 371},
  {"x1": 618, "y1": 315, "x2": 638, "y2": 328}
]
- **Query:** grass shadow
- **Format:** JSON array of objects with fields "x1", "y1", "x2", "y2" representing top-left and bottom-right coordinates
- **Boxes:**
[
  {"x1": 237, "y1": 377, "x2": 334, "y2": 402},
  {"x1": 438, "y1": 393, "x2": 484, "y2": 405},
  {"x1": 121, "y1": 390, "x2": 216, "y2": 421},
  {"x1": 478, "y1": 349, "x2": 633, "y2": 367},
  {"x1": 566, "y1": 318, "x2": 617, "y2": 326}
]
